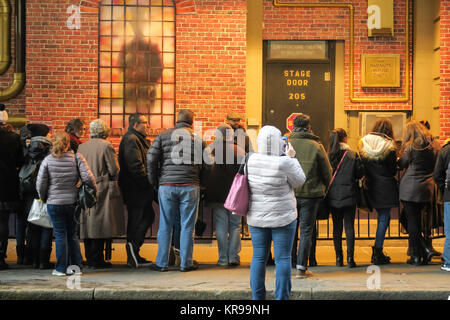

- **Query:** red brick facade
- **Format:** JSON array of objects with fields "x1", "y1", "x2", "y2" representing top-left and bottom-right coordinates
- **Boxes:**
[
  {"x1": 264, "y1": 0, "x2": 413, "y2": 111},
  {"x1": 441, "y1": 0, "x2": 450, "y2": 140},
  {"x1": 0, "y1": 0, "x2": 446, "y2": 139}
]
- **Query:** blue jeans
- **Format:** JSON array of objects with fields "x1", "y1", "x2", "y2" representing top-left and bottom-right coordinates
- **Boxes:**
[
  {"x1": 156, "y1": 185, "x2": 199, "y2": 269},
  {"x1": 213, "y1": 207, "x2": 241, "y2": 264},
  {"x1": 374, "y1": 208, "x2": 391, "y2": 248},
  {"x1": 249, "y1": 220, "x2": 296, "y2": 300},
  {"x1": 47, "y1": 204, "x2": 82, "y2": 273},
  {"x1": 443, "y1": 202, "x2": 450, "y2": 266}
]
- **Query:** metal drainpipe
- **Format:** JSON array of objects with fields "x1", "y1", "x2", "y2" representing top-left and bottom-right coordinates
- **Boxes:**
[
  {"x1": 0, "y1": 0, "x2": 25, "y2": 101},
  {"x1": 0, "y1": 0, "x2": 11, "y2": 75}
]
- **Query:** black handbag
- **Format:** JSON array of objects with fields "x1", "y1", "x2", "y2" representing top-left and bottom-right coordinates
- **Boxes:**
[
  {"x1": 356, "y1": 178, "x2": 372, "y2": 213},
  {"x1": 316, "y1": 150, "x2": 348, "y2": 220},
  {"x1": 75, "y1": 153, "x2": 97, "y2": 210}
]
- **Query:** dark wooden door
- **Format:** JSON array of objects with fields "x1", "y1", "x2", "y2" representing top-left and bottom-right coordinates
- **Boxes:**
[{"x1": 263, "y1": 48, "x2": 335, "y2": 148}]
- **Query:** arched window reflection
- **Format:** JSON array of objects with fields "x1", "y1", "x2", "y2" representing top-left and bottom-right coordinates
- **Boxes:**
[{"x1": 99, "y1": 0, "x2": 175, "y2": 132}]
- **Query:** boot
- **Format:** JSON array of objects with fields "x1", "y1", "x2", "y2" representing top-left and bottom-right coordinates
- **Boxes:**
[
  {"x1": 371, "y1": 246, "x2": 390, "y2": 265},
  {"x1": 335, "y1": 249, "x2": 344, "y2": 267},
  {"x1": 424, "y1": 238, "x2": 441, "y2": 258},
  {"x1": 419, "y1": 238, "x2": 434, "y2": 265},
  {"x1": 0, "y1": 241, "x2": 9, "y2": 270},
  {"x1": 16, "y1": 245, "x2": 25, "y2": 265},
  {"x1": 347, "y1": 256, "x2": 357, "y2": 268},
  {"x1": 406, "y1": 247, "x2": 422, "y2": 266},
  {"x1": 39, "y1": 248, "x2": 54, "y2": 270},
  {"x1": 347, "y1": 246, "x2": 356, "y2": 268}
]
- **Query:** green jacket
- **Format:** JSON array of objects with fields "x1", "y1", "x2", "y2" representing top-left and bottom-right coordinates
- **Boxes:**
[{"x1": 289, "y1": 130, "x2": 332, "y2": 198}]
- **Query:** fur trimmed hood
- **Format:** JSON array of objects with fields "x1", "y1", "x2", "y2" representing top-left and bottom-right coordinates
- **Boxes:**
[{"x1": 359, "y1": 133, "x2": 396, "y2": 160}]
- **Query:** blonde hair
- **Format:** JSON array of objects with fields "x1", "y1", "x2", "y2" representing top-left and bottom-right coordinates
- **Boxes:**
[
  {"x1": 401, "y1": 121, "x2": 432, "y2": 153},
  {"x1": 51, "y1": 132, "x2": 70, "y2": 158}
]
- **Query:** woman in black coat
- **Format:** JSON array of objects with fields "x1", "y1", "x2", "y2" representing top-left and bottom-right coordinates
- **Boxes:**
[
  {"x1": 398, "y1": 121, "x2": 440, "y2": 265},
  {"x1": 327, "y1": 129, "x2": 363, "y2": 268}
]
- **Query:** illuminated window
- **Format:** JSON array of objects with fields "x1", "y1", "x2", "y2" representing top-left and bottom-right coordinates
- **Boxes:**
[{"x1": 99, "y1": 0, "x2": 175, "y2": 131}]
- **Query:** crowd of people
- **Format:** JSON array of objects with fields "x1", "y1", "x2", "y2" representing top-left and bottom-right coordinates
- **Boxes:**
[{"x1": 0, "y1": 103, "x2": 449, "y2": 300}]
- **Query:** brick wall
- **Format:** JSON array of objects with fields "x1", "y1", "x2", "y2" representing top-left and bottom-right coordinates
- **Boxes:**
[
  {"x1": 175, "y1": 0, "x2": 247, "y2": 136},
  {"x1": 1, "y1": 0, "x2": 247, "y2": 144},
  {"x1": 0, "y1": 0, "x2": 26, "y2": 116},
  {"x1": 441, "y1": 0, "x2": 450, "y2": 140},
  {"x1": 1, "y1": 0, "x2": 419, "y2": 138},
  {"x1": 263, "y1": 0, "x2": 413, "y2": 111},
  {"x1": 24, "y1": 0, "x2": 98, "y2": 133}
]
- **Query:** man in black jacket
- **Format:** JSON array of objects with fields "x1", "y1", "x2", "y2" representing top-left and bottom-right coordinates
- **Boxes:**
[
  {"x1": 0, "y1": 106, "x2": 24, "y2": 269},
  {"x1": 147, "y1": 109, "x2": 209, "y2": 272},
  {"x1": 118, "y1": 113, "x2": 154, "y2": 268}
]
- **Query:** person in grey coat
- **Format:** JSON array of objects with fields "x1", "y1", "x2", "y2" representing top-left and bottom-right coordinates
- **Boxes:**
[
  {"x1": 78, "y1": 119, "x2": 125, "y2": 269},
  {"x1": 398, "y1": 121, "x2": 440, "y2": 266},
  {"x1": 36, "y1": 132, "x2": 96, "y2": 276}
]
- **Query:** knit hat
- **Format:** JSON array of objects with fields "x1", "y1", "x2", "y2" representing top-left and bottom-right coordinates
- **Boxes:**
[
  {"x1": 0, "y1": 104, "x2": 8, "y2": 123},
  {"x1": 90, "y1": 119, "x2": 110, "y2": 139},
  {"x1": 28, "y1": 124, "x2": 50, "y2": 137}
]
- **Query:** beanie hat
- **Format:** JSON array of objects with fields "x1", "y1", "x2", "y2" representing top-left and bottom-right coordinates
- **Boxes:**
[
  {"x1": 0, "y1": 104, "x2": 8, "y2": 123},
  {"x1": 90, "y1": 119, "x2": 110, "y2": 139},
  {"x1": 28, "y1": 124, "x2": 50, "y2": 137}
]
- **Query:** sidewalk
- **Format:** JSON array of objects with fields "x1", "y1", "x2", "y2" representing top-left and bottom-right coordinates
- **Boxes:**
[{"x1": 0, "y1": 239, "x2": 449, "y2": 300}]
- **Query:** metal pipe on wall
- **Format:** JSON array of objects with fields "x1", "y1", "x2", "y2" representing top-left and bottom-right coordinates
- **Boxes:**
[
  {"x1": 0, "y1": 0, "x2": 11, "y2": 75},
  {"x1": 0, "y1": 0, "x2": 25, "y2": 101}
]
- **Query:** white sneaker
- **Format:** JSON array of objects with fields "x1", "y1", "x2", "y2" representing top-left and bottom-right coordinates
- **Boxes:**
[
  {"x1": 441, "y1": 264, "x2": 450, "y2": 272},
  {"x1": 52, "y1": 270, "x2": 66, "y2": 276}
]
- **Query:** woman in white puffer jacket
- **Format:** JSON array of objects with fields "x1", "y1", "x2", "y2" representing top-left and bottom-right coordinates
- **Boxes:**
[{"x1": 246, "y1": 125, "x2": 306, "y2": 300}]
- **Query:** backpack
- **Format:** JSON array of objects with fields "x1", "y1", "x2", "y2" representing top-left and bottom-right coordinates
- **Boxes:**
[{"x1": 18, "y1": 160, "x2": 40, "y2": 196}]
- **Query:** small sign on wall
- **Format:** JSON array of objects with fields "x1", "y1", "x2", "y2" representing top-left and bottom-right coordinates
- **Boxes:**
[{"x1": 361, "y1": 53, "x2": 400, "y2": 87}]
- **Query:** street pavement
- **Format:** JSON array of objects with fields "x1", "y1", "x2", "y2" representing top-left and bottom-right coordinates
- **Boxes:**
[{"x1": 0, "y1": 239, "x2": 449, "y2": 300}]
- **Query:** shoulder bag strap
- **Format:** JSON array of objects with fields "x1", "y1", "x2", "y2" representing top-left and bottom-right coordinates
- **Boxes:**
[
  {"x1": 325, "y1": 149, "x2": 348, "y2": 196},
  {"x1": 74, "y1": 152, "x2": 82, "y2": 181}
]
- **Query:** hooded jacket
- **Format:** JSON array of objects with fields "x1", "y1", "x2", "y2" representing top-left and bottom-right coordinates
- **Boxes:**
[
  {"x1": 28, "y1": 136, "x2": 52, "y2": 161},
  {"x1": 358, "y1": 133, "x2": 399, "y2": 209},
  {"x1": 289, "y1": 129, "x2": 332, "y2": 198},
  {"x1": 246, "y1": 126, "x2": 306, "y2": 228},
  {"x1": 398, "y1": 137, "x2": 440, "y2": 202}
]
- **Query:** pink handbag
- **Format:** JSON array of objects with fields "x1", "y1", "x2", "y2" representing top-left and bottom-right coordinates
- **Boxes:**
[{"x1": 224, "y1": 154, "x2": 250, "y2": 216}]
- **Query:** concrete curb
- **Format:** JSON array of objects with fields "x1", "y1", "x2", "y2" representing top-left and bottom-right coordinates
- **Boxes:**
[{"x1": 0, "y1": 288, "x2": 448, "y2": 300}]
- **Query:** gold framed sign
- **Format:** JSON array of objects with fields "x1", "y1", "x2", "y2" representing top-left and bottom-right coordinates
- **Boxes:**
[{"x1": 361, "y1": 54, "x2": 400, "y2": 87}]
